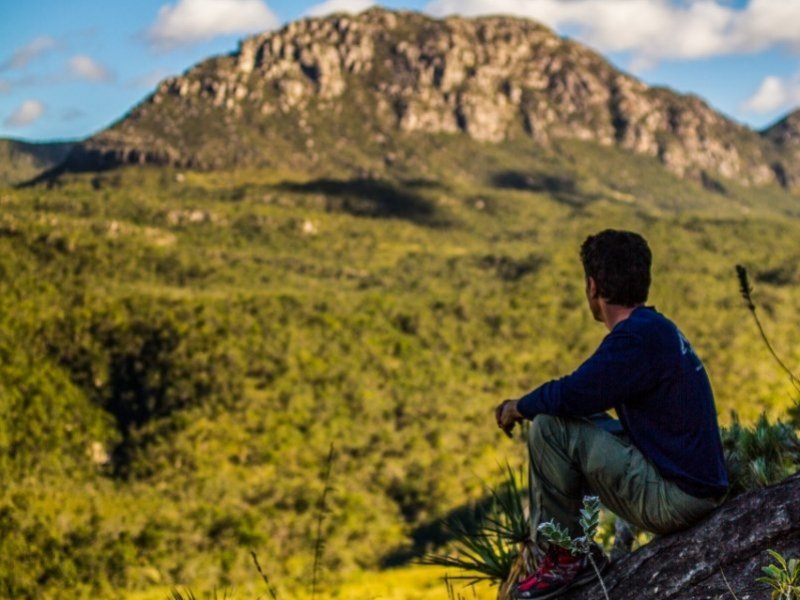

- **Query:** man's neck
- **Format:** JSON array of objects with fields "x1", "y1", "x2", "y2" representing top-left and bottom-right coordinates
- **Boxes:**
[{"x1": 601, "y1": 303, "x2": 644, "y2": 331}]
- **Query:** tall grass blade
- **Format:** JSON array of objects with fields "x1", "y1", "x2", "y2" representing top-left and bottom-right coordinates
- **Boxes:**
[
  {"x1": 250, "y1": 550, "x2": 279, "y2": 600},
  {"x1": 312, "y1": 443, "x2": 336, "y2": 600},
  {"x1": 736, "y1": 265, "x2": 800, "y2": 394}
]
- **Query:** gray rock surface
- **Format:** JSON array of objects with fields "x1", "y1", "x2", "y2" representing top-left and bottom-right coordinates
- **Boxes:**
[{"x1": 566, "y1": 474, "x2": 800, "y2": 600}]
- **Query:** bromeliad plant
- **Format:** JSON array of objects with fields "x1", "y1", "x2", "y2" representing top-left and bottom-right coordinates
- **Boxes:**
[
  {"x1": 721, "y1": 412, "x2": 800, "y2": 496},
  {"x1": 537, "y1": 495, "x2": 610, "y2": 600},
  {"x1": 422, "y1": 463, "x2": 532, "y2": 587}
]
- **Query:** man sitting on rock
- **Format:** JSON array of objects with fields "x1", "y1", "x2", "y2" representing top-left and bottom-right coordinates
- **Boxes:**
[{"x1": 495, "y1": 229, "x2": 728, "y2": 599}]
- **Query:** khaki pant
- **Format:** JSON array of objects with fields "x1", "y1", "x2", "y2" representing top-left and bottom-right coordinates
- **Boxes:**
[{"x1": 527, "y1": 415, "x2": 720, "y2": 542}]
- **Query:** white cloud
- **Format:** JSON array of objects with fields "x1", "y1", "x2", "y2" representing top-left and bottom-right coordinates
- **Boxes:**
[
  {"x1": 423, "y1": 0, "x2": 800, "y2": 68},
  {"x1": 0, "y1": 36, "x2": 58, "y2": 72},
  {"x1": 146, "y1": 0, "x2": 279, "y2": 49},
  {"x1": 3, "y1": 99, "x2": 45, "y2": 128},
  {"x1": 67, "y1": 55, "x2": 115, "y2": 82},
  {"x1": 735, "y1": 0, "x2": 800, "y2": 53},
  {"x1": 304, "y1": 0, "x2": 375, "y2": 18},
  {"x1": 741, "y1": 75, "x2": 800, "y2": 114}
]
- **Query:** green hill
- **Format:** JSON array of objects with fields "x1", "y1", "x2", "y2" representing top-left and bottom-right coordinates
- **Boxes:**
[{"x1": 1, "y1": 130, "x2": 799, "y2": 597}]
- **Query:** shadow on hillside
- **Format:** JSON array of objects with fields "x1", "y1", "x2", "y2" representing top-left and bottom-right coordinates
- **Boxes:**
[
  {"x1": 274, "y1": 177, "x2": 446, "y2": 225},
  {"x1": 491, "y1": 170, "x2": 595, "y2": 208},
  {"x1": 381, "y1": 494, "x2": 499, "y2": 567}
]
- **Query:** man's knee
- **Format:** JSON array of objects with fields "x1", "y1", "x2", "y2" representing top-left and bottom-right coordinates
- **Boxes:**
[{"x1": 528, "y1": 414, "x2": 563, "y2": 448}]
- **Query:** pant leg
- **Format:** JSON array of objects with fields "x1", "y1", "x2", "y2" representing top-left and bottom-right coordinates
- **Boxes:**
[
  {"x1": 527, "y1": 415, "x2": 586, "y2": 539},
  {"x1": 527, "y1": 415, "x2": 719, "y2": 542}
]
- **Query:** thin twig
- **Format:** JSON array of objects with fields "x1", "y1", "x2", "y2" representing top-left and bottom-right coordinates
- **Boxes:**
[
  {"x1": 720, "y1": 566, "x2": 740, "y2": 600},
  {"x1": 587, "y1": 554, "x2": 611, "y2": 600}
]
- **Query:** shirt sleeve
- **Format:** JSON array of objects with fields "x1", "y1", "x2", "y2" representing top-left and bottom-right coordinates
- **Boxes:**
[{"x1": 516, "y1": 329, "x2": 655, "y2": 419}]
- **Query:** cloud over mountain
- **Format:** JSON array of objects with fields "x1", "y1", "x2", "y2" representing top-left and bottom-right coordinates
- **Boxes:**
[
  {"x1": 742, "y1": 74, "x2": 800, "y2": 115},
  {"x1": 424, "y1": 0, "x2": 800, "y2": 69},
  {"x1": 304, "y1": 0, "x2": 375, "y2": 18},
  {"x1": 146, "y1": 0, "x2": 279, "y2": 49}
]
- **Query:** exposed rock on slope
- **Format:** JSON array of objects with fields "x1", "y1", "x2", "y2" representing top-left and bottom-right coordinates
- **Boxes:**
[
  {"x1": 66, "y1": 9, "x2": 796, "y2": 189},
  {"x1": 565, "y1": 474, "x2": 800, "y2": 600}
]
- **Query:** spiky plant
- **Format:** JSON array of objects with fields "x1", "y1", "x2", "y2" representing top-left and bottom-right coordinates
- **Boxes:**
[
  {"x1": 444, "y1": 573, "x2": 480, "y2": 600},
  {"x1": 477, "y1": 463, "x2": 531, "y2": 549},
  {"x1": 722, "y1": 412, "x2": 800, "y2": 496},
  {"x1": 422, "y1": 463, "x2": 530, "y2": 586}
]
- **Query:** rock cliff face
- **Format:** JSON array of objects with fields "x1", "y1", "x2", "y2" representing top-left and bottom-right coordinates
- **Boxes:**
[{"x1": 66, "y1": 9, "x2": 797, "y2": 189}]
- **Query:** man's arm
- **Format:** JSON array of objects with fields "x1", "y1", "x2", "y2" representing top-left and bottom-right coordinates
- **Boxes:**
[{"x1": 516, "y1": 329, "x2": 654, "y2": 420}]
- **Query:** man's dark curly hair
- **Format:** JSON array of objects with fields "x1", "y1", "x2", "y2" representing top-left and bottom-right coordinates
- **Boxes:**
[{"x1": 580, "y1": 230, "x2": 652, "y2": 306}]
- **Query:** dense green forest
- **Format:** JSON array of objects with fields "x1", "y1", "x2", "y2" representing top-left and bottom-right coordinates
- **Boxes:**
[{"x1": 1, "y1": 136, "x2": 799, "y2": 598}]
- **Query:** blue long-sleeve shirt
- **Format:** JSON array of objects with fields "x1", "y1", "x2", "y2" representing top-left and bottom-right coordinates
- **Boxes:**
[{"x1": 517, "y1": 306, "x2": 729, "y2": 499}]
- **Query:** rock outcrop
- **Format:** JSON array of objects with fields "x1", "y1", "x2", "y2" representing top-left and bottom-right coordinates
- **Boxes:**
[
  {"x1": 64, "y1": 9, "x2": 798, "y2": 190},
  {"x1": 565, "y1": 474, "x2": 800, "y2": 600}
]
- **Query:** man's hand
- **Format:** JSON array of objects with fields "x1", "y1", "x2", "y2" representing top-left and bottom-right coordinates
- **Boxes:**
[{"x1": 495, "y1": 399, "x2": 524, "y2": 438}]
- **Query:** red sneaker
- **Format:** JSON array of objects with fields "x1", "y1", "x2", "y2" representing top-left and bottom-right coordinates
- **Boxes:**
[{"x1": 514, "y1": 546, "x2": 606, "y2": 599}]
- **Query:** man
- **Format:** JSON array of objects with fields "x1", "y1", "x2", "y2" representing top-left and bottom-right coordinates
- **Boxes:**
[{"x1": 496, "y1": 229, "x2": 728, "y2": 599}]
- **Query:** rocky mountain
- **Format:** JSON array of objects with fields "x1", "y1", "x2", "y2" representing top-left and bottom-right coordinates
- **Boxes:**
[
  {"x1": 64, "y1": 8, "x2": 798, "y2": 190},
  {"x1": 0, "y1": 138, "x2": 76, "y2": 185}
]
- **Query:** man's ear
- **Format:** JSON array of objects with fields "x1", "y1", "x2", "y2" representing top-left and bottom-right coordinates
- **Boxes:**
[{"x1": 587, "y1": 276, "x2": 600, "y2": 299}]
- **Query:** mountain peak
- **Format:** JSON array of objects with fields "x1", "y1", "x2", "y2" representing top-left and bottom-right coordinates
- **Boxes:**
[
  {"x1": 763, "y1": 109, "x2": 800, "y2": 146},
  {"x1": 63, "y1": 9, "x2": 798, "y2": 190}
]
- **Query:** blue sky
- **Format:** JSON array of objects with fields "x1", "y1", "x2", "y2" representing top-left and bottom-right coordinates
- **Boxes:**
[{"x1": 1, "y1": 0, "x2": 799, "y2": 141}]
